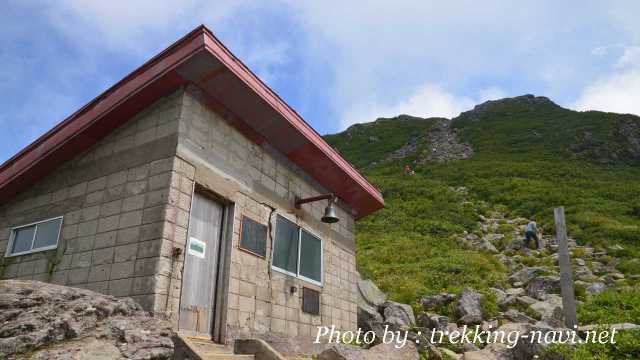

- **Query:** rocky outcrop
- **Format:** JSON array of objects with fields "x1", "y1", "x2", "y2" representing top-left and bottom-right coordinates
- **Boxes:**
[
  {"x1": 456, "y1": 288, "x2": 484, "y2": 325},
  {"x1": 0, "y1": 280, "x2": 176, "y2": 359},
  {"x1": 382, "y1": 301, "x2": 416, "y2": 329},
  {"x1": 318, "y1": 342, "x2": 419, "y2": 360}
]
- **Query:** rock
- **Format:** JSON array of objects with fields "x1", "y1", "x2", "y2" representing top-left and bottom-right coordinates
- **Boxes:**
[
  {"x1": 358, "y1": 278, "x2": 387, "y2": 307},
  {"x1": 417, "y1": 314, "x2": 449, "y2": 330},
  {"x1": 456, "y1": 288, "x2": 484, "y2": 325},
  {"x1": 476, "y1": 238, "x2": 499, "y2": 253},
  {"x1": 318, "y1": 344, "x2": 369, "y2": 360},
  {"x1": 510, "y1": 322, "x2": 572, "y2": 360},
  {"x1": 509, "y1": 267, "x2": 548, "y2": 285},
  {"x1": 590, "y1": 261, "x2": 605, "y2": 274},
  {"x1": 368, "y1": 342, "x2": 420, "y2": 360},
  {"x1": 462, "y1": 342, "x2": 480, "y2": 352},
  {"x1": 585, "y1": 282, "x2": 606, "y2": 296},
  {"x1": 526, "y1": 276, "x2": 561, "y2": 300},
  {"x1": 504, "y1": 309, "x2": 535, "y2": 324},
  {"x1": 481, "y1": 319, "x2": 499, "y2": 331},
  {"x1": 575, "y1": 258, "x2": 586, "y2": 266},
  {"x1": 0, "y1": 280, "x2": 175, "y2": 359},
  {"x1": 505, "y1": 288, "x2": 525, "y2": 297},
  {"x1": 485, "y1": 234, "x2": 505, "y2": 243},
  {"x1": 381, "y1": 301, "x2": 416, "y2": 328},
  {"x1": 603, "y1": 273, "x2": 625, "y2": 285},
  {"x1": 529, "y1": 295, "x2": 563, "y2": 320},
  {"x1": 357, "y1": 303, "x2": 384, "y2": 346},
  {"x1": 574, "y1": 265, "x2": 594, "y2": 280},
  {"x1": 418, "y1": 292, "x2": 457, "y2": 310},
  {"x1": 516, "y1": 295, "x2": 538, "y2": 306},
  {"x1": 506, "y1": 239, "x2": 527, "y2": 251}
]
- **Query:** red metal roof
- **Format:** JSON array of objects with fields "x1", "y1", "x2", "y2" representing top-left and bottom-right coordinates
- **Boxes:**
[{"x1": 0, "y1": 25, "x2": 384, "y2": 219}]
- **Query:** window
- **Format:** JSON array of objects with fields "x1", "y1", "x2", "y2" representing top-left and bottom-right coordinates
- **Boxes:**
[
  {"x1": 302, "y1": 287, "x2": 321, "y2": 315},
  {"x1": 272, "y1": 215, "x2": 323, "y2": 285},
  {"x1": 239, "y1": 216, "x2": 267, "y2": 257},
  {"x1": 6, "y1": 217, "x2": 63, "y2": 256}
]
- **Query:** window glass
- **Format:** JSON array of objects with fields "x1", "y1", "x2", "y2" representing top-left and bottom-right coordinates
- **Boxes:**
[
  {"x1": 272, "y1": 215, "x2": 299, "y2": 274},
  {"x1": 299, "y1": 230, "x2": 322, "y2": 282},
  {"x1": 33, "y1": 218, "x2": 62, "y2": 248},
  {"x1": 11, "y1": 226, "x2": 36, "y2": 254},
  {"x1": 239, "y1": 216, "x2": 267, "y2": 257}
]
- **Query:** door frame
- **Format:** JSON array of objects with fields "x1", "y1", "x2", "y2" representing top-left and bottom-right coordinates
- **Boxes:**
[{"x1": 179, "y1": 184, "x2": 234, "y2": 343}]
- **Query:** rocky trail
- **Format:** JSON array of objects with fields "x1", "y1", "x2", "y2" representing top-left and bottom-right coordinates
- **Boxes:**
[{"x1": 340, "y1": 194, "x2": 639, "y2": 360}]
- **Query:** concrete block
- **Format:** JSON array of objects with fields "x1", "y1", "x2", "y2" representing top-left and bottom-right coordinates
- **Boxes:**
[
  {"x1": 88, "y1": 264, "x2": 111, "y2": 282},
  {"x1": 100, "y1": 200, "x2": 122, "y2": 217},
  {"x1": 92, "y1": 247, "x2": 114, "y2": 265},
  {"x1": 93, "y1": 231, "x2": 117, "y2": 249},
  {"x1": 125, "y1": 180, "x2": 147, "y2": 196},
  {"x1": 68, "y1": 268, "x2": 89, "y2": 285},
  {"x1": 108, "y1": 278, "x2": 132, "y2": 297},
  {"x1": 86, "y1": 177, "x2": 107, "y2": 193},
  {"x1": 122, "y1": 195, "x2": 145, "y2": 212},
  {"x1": 110, "y1": 261, "x2": 134, "y2": 280},
  {"x1": 114, "y1": 243, "x2": 138, "y2": 263},
  {"x1": 119, "y1": 210, "x2": 142, "y2": 228},
  {"x1": 116, "y1": 226, "x2": 140, "y2": 245},
  {"x1": 107, "y1": 170, "x2": 128, "y2": 187},
  {"x1": 77, "y1": 220, "x2": 98, "y2": 238},
  {"x1": 98, "y1": 215, "x2": 120, "y2": 233},
  {"x1": 71, "y1": 251, "x2": 93, "y2": 268}
]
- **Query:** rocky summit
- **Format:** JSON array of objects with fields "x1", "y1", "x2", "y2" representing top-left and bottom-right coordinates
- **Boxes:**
[{"x1": 0, "y1": 280, "x2": 176, "y2": 359}]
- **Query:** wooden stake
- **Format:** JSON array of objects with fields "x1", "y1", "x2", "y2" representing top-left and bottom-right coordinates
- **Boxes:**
[{"x1": 554, "y1": 207, "x2": 577, "y2": 328}]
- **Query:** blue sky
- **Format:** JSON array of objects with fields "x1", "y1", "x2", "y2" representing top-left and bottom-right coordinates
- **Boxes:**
[{"x1": 2, "y1": 1, "x2": 640, "y2": 163}]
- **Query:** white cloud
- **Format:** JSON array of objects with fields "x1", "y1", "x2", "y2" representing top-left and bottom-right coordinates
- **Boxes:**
[
  {"x1": 616, "y1": 46, "x2": 640, "y2": 68},
  {"x1": 341, "y1": 84, "x2": 507, "y2": 129},
  {"x1": 572, "y1": 69, "x2": 640, "y2": 115}
]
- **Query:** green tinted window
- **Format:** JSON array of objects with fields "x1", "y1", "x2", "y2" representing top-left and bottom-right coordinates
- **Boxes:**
[
  {"x1": 299, "y1": 230, "x2": 322, "y2": 282},
  {"x1": 239, "y1": 216, "x2": 267, "y2": 257},
  {"x1": 273, "y1": 215, "x2": 299, "y2": 274}
]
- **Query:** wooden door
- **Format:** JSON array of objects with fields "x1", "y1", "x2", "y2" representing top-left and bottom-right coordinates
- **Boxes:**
[{"x1": 179, "y1": 192, "x2": 224, "y2": 337}]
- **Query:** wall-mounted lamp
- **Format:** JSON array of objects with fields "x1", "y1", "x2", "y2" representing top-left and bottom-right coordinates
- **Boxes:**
[{"x1": 295, "y1": 193, "x2": 340, "y2": 223}]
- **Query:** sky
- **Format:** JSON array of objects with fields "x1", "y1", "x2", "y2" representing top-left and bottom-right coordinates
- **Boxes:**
[{"x1": 1, "y1": 1, "x2": 640, "y2": 163}]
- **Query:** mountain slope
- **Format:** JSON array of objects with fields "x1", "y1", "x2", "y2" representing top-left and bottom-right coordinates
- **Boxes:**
[{"x1": 324, "y1": 94, "x2": 640, "y2": 310}]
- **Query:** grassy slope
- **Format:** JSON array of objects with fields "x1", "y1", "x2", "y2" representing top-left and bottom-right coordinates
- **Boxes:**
[{"x1": 325, "y1": 97, "x2": 640, "y2": 331}]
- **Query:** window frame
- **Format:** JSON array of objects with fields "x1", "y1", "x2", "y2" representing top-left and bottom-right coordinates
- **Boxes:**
[
  {"x1": 238, "y1": 214, "x2": 268, "y2": 259},
  {"x1": 5, "y1": 216, "x2": 64, "y2": 257},
  {"x1": 271, "y1": 213, "x2": 323, "y2": 287}
]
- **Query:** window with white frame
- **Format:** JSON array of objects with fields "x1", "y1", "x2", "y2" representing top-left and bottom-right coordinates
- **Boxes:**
[
  {"x1": 272, "y1": 215, "x2": 323, "y2": 285},
  {"x1": 6, "y1": 217, "x2": 63, "y2": 256}
]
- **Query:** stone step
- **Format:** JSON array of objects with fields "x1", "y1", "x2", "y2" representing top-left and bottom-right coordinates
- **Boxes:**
[{"x1": 179, "y1": 335, "x2": 255, "y2": 360}]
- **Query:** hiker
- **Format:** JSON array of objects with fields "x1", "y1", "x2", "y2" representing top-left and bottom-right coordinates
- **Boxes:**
[
  {"x1": 404, "y1": 164, "x2": 415, "y2": 175},
  {"x1": 524, "y1": 219, "x2": 541, "y2": 249}
]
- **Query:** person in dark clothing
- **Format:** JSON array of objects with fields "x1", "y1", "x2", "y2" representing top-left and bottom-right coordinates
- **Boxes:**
[{"x1": 524, "y1": 220, "x2": 540, "y2": 249}]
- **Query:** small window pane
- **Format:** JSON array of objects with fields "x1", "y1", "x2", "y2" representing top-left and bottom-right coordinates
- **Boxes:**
[
  {"x1": 11, "y1": 226, "x2": 36, "y2": 254},
  {"x1": 33, "y1": 218, "x2": 62, "y2": 249},
  {"x1": 240, "y1": 216, "x2": 267, "y2": 257},
  {"x1": 299, "y1": 230, "x2": 322, "y2": 282},
  {"x1": 273, "y1": 215, "x2": 299, "y2": 274}
]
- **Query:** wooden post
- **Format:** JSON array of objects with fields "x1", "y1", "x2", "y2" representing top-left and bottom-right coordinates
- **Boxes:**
[{"x1": 554, "y1": 207, "x2": 577, "y2": 328}]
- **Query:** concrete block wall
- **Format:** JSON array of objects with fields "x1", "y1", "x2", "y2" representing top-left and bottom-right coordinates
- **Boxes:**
[
  {"x1": 0, "y1": 90, "x2": 184, "y2": 316},
  {"x1": 176, "y1": 85, "x2": 359, "y2": 340}
]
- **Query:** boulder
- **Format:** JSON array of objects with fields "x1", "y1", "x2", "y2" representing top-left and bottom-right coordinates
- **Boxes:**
[
  {"x1": 456, "y1": 288, "x2": 484, "y2": 325},
  {"x1": 382, "y1": 301, "x2": 416, "y2": 329},
  {"x1": 418, "y1": 292, "x2": 457, "y2": 310},
  {"x1": 516, "y1": 296, "x2": 538, "y2": 306},
  {"x1": 417, "y1": 314, "x2": 449, "y2": 331},
  {"x1": 357, "y1": 303, "x2": 384, "y2": 346},
  {"x1": 357, "y1": 278, "x2": 387, "y2": 307},
  {"x1": 0, "y1": 280, "x2": 175, "y2": 359},
  {"x1": 526, "y1": 276, "x2": 561, "y2": 300},
  {"x1": 505, "y1": 287, "x2": 525, "y2": 297},
  {"x1": 529, "y1": 295, "x2": 563, "y2": 321},
  {"x1": 489, "y1": 288, "x2": 507, "y2": 304},
  {"x1": 503, "y1": 309, "x2": 535, "y2": 324},
  {"x1": 510, "y1": 321, "x2": 572, "y2": 360},
  {"x1": 585, "y1": 282, "x2": 606, "y2": 296},
  {"x1": 508, "y1": 267, "x2": 548, "y2": 285},
  {"x1": 476, "y1": 238, "x2": 499, "y2": 254}
]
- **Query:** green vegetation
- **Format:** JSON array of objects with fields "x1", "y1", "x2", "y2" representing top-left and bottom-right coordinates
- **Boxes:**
[{"x1": 324, "y1": 95, "x2": 640, "y2": 356}]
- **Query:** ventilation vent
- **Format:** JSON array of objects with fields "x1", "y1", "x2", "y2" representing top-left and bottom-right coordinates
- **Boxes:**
[{"x1": 302, "y1": 287, "x2": 320, "y2": 315}]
